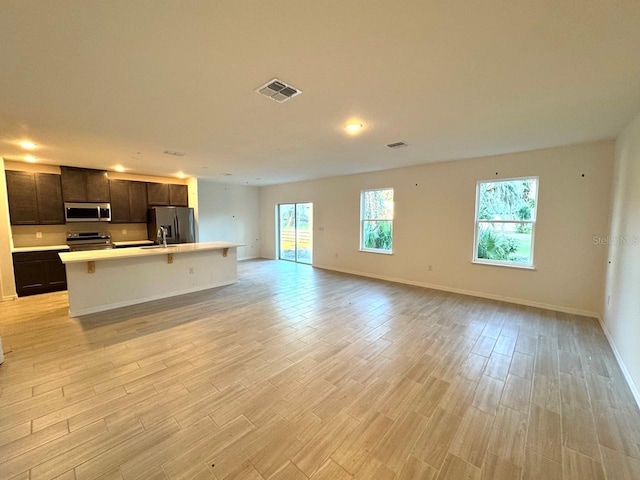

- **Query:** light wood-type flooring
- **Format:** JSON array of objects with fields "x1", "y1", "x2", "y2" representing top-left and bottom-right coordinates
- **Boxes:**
[{"x1": 1, "y1": 259, "x2": 640, "y2": 480}]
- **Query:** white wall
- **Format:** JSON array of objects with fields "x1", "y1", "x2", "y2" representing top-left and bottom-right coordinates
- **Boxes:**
[
  {"x1": 198, "y1": 180, "x2": 260, "y2": 260},
  {"x1": 603, "y1": 110, "x2": 640, "y2": 403},
  {"x1": 0, "y1": 157, "x2": 17, "y2": 300},
  {"x1": 261, "y1": 141, "x2": 613, "y2": 317}
]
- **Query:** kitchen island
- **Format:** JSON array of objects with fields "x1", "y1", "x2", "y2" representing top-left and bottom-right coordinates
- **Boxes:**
[{"x1": 59, "y1": 242, "x2": 243, "y2": 316}]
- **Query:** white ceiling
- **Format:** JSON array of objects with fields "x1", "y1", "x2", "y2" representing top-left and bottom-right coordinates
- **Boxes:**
[{"x1": 1, "y1": 0, "x2": 639, "y2": 186}]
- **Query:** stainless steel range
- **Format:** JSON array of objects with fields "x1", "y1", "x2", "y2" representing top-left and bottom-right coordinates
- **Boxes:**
[{"x1": 66, "y1": 231, "x2": 113, "y2": 251}]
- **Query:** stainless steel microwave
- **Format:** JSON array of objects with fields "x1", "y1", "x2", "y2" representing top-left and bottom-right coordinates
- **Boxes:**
[{"x1": 64, "y1": 203, "x2": 112, "y2": 223}]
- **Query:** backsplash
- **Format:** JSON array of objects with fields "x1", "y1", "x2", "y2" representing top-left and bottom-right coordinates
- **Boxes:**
[{"x1": 12, "y1": 223, "x2": 149, "y2": 247}]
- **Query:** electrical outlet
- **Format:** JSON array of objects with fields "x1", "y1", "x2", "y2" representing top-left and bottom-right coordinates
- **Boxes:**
[
  {"x1": 121, "y1": 229, "x2": 127, "y2": 235},
  {"x1": 607, "y1": 295, "x2": 611, "y2": 306},
  {"x1": 189, "y1": 267, "x2": 194, "y2": 274},
  {"x1": 36, "y1": 231, "x2": 42, "y2": 239},
  {"x1": 428, "y1": 265, "x2": 433, "y2": 271}
]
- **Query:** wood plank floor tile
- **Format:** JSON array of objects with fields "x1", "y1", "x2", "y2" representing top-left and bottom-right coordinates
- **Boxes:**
[
  {"x1": 484, "y1": 353, "x2": 511, "y2": 382},
  {"x1": 561, "y1": 406, "x2": 601, "y2": 460},
  {"x1": 0, "y1": 260, "x2": 638, "y2": 480},
  {"x1": 562, "y1": 447, "x2": 605, "y2": 480},
  {"x1": 371, "y1": 411, "x2": 429, "y2": 474},
  {"x1": 600, "y1": 445, "x2": 640, "y2": 480},
  {"x1": 472, "y1": 375, "x2": 504, "y2": 416},
  {"x1": 291, "y1": 411, "x2": 360, "y2": 477},
  {"x1": 436, "y1": 453, "x2": 481, "y2": 480},
  {"x1": 398, "y1": 455, "x2": 438, "y2": 480},
  {"x1": 311, "y1": 459, "x2": 353, "y2": 480},
  {"x1": 412, "y1": 407, "x2": 463, "y2": 470},
  {"x1": 353, "y1": 456, "x2": 395, "y2": 480},
  {"x1": 268, "y1": 461, "x2": 307, "y2": 480},
  {"x1": 481, "y1": 452, "x2": 521, "y2": 480},
  {"x1": 526, "y1": 404, "x2": 562, "y2": 463},
  {"x1": 509, "y1": 352, "x2": 534, "y2": 381},
  {"x1": 521, "y1": 449, "x2": 563, "y2": 480},
  {"x1": 331, "y1": 411, "x2": 393, "y2": 475},
  {"x1": 500, "y1": 374, "x2": 531, "y2": 413},
  {"x1": 449, "y1": 407, "x2": 495, "y2": 468},
  {"x1": 487, "y1": 405, "x2": 527, "y2": 467}
]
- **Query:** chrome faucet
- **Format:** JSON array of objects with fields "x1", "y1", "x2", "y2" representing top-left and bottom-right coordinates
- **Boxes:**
[{"x1": 157, "y1": 226, "x2": 168, "y2": 248}]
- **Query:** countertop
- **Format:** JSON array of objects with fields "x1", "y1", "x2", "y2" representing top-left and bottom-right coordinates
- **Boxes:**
[
  {"x1": 12, "y1": 245, "x2": 70, "y2": 253},
  {"x1": 59, "y1": 241, "x2": 244, "y2": 264}
]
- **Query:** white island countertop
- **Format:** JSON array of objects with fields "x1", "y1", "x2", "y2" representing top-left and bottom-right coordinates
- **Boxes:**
[
  {"x1": 59, "y1": 241, "x2": 244, "y2": 264},
  {"x1": 60, "y1": 241, "x2": 244, "y2": 316}
]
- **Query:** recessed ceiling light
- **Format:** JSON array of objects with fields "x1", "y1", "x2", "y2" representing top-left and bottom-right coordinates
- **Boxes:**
[
  {"x1": 24, "y1": 155, "x2": 37, "y2": 163},
  {"x1": 113, "y1": 165, "x2": 126, "y2": 172},
  {"x1": 176, "y1": 172, "x2": 186, "y2": 179},
  {"x1": 19, "y1": 141, "x2": 37, "y2": 150},
  {"x1": 345, "y1": 123, "x2": 363, "y2": 133}
]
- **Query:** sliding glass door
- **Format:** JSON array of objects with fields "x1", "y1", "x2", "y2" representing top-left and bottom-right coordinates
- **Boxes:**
[{"x1": 278, "y1": 203, "x2": 313, "y2": 264}]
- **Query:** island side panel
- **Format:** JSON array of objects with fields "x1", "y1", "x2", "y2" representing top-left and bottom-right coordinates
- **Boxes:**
[{"x1": 65, "y1": 247, "x2": 238, "y2": 316}]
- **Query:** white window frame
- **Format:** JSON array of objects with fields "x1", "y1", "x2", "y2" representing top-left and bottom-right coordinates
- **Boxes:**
[
  {"x1": 360, "y1": 188, "x2": 394, "y2": 255},
  {"x1": 473, "y1": 176, "x2": 538, "y2": 269}
]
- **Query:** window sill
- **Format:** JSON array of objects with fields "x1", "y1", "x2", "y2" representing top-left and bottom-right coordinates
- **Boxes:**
[
  {"x1": 471, "y1": 260, "x2": 536, "y2": 270},
  {"x1": 360, "y1": 249, "x2": 393, "y2": 255}
]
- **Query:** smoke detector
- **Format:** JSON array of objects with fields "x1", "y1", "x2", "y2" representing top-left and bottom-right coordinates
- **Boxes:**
[
  {"x1": 255, "y1": 78, "x2": 302, "y2": 103},
  {"x1": 387, "y1": 141, "x2": 409, "y2": 149}
]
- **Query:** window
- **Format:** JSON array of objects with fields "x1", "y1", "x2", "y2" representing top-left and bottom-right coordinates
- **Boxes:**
[
  {"x1": 473, "y1": 177, "x2": 538, "y2": 267},
  {"x1": 360, "y1": 188, "x2": 394, "y2": 253}
]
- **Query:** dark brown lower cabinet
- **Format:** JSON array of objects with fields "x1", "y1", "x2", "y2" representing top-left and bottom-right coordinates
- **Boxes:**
[{"x1": 13, "y1": 251, "x2": 67, "y2": 297}]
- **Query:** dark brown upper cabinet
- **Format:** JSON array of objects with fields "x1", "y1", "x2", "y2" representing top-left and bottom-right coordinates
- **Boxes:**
[
  {"x1": 61, "y1": 167, "x2": 110, "y2": 203},
  {"x1": 169, "y1": 184, "x2": 188, "y2": 207},
  {"x1": 5, "y1": 171, "x2": 64, "y2": 225},
  {"x1": 146, "y1": 182, "x2": 188, "y2": 207},
  {"x1": 35, "y1": 174, "x2": 65, "y2": 224},
  {"x1": 109, "y1": 180, "x2": 148, "y2": 223},
  {"x1": 108, "y1": 180, "x2": 130, "y2": 223},
  {"x1": 146, "y1": 182, "x2": 170, "y2": 206},
  {"x1": 129, "y1": 181, "x2": 148, "y2": 222},
  {"x1": 6, "y1": 171, "x2": 38, "y2": 225}
]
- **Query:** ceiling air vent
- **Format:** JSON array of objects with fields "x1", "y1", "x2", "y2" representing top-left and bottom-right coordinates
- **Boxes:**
[
  {"x1": 164, "y1": 150, "x2": 186, "y2": 157},
  {"x1": 387, "y1": 142, "x2": 409, "y2": 149},
  {"x1": 256, "y1": 78, "x2": 302, "y2": 103}
]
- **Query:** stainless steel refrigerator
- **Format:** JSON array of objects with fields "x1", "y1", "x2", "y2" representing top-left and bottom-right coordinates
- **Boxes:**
[{"x1": 147, "y1": 207, "x2": 195, "y2": 244}]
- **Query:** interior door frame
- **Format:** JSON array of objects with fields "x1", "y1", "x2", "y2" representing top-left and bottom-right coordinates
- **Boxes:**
[{"x1": 277, "y1": 202, "x2": 312, "y2": 264}]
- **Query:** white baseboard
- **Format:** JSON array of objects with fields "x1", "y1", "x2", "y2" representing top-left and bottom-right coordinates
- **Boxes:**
[
  {"x1": 238, "y1": 256, "x2": 261, "y2": 262},
  {"x1": 313, "y1": 264, "x2": 600, "y2": 319},
  {"x1": 597, "y1": 316, "x2": 640, "y2": 408}
]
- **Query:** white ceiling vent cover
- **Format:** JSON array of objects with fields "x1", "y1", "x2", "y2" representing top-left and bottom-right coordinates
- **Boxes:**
[
  {"x1": 255, "y1": 78, "x2": 302, "y2": 103},
  {"x1": 387, "y1": 141, "x2": 409, "y2": 149}
]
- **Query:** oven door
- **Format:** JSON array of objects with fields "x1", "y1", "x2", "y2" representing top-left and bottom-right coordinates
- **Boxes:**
[{"x1": 68, "y1": 244, "x2": 114, "y2": 252}]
